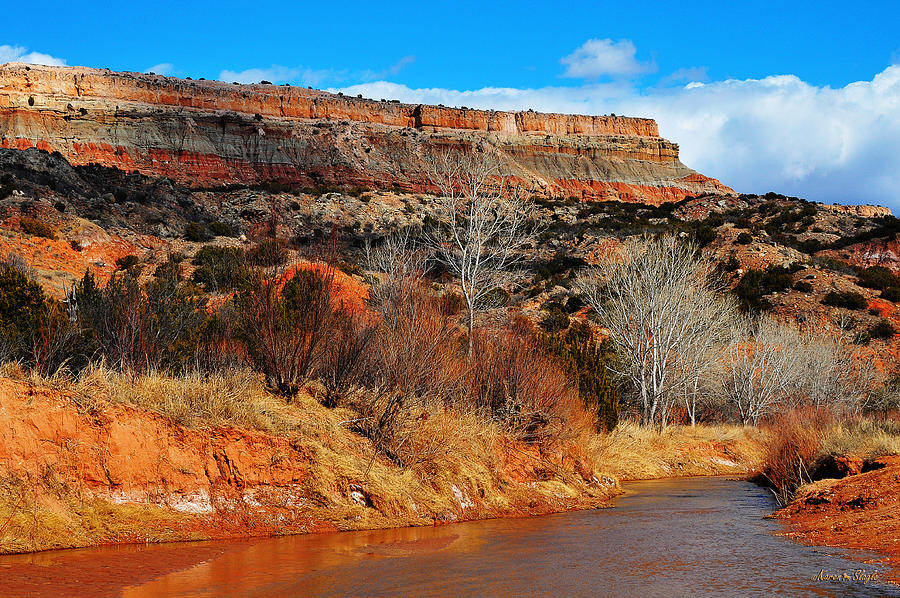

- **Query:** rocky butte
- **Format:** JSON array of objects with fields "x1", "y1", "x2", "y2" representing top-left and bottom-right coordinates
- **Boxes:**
[{"x1": 0, "y1": 63, "x2": 733, "y2": 203}]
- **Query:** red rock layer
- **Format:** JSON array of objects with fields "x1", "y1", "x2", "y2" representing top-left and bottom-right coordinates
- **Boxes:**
[{"x1": 0, "y1": 63, "x2": 734, "y2": 203}]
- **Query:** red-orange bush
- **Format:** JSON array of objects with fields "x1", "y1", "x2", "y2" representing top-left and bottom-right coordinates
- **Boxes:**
[
  {"x1": 468, "y1": 329, "x2": 585, "y2": 442},
  {"x1": 759, "y1": 408, "x2": 834, "y2": 505}
]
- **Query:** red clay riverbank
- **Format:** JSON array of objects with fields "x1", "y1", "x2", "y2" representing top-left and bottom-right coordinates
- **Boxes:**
[
  {"x1": 775, "y1": 456, "x2": 900, "y2": 584},
  {"x1": 0, "y1": 375, "x2": 761, "y2": 556}
]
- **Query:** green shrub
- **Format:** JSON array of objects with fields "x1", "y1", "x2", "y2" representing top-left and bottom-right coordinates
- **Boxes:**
[
  {"x1": 793, "y1": 280, "x2": 813, "y2": 292},
  {"x1": 0, "y1": 175, "x2": 15, "y2": 200},
  {"x1": 481, "y1": 287, "x2": 511, "y2": 308},
  {"x1": 185, "y1": 222, "x2": 209, "y2": 242},
  {"x1": 19, "y1": 217, "x2": 56, "y2": 240},
  {"x1": 735, "y1": 232, "x2": 753, "y2": 245},
  {"x1": 882, "y1": 287, "x2": 900, "y2": 302},
  {"x1": 822, "y1": 290, "x2": 867, "y2": 310},
  {"x1": 191, "y1": 245, "x2": 248, "y2": 292},
  {"x1": 857, "y1": 266, "x2": 900, "y2": 291},
  {"x1": 543, "y1": 322, "x2": 619, "y2": 432},
  {"x1": 692, "y1": 224, "x2": 717, "y2": 247},
  {"x1": 246, "y1": 238, "x2": 287, "y2": 267},
  {"x1": 870, "y1": 319, "x2": 898, "y2": 339},
  {"x1": 115, "y1": 255, "x2": 140, "y2": 271},
  {"x1": 0, "y1": 266, "x2": 49, "y2": 361},
  {"x1": 334, "y1": 260, "x2": 364, "y2": 277},
  {"x1": 732, "y1": 265, "x2": 797, "y2": 312},
  {"x1": 798, "y1": 238, "x2": 823, "y2": 254},
  {"x1": 209, "y1": 221, "x2": 235, "y2": 237}
]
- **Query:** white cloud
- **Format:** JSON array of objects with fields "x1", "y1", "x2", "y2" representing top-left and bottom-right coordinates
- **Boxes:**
[
  {"x1": 145, "y1": 63, "x2": 174, "y2": 76},
  {"x1": 0, "y1": 44, "x2": 66, "y2": 66},
  {"x1": 335, "y1": 65, "x2": 900, "y2": 210},
  {"x1": 561, "y1": 39, "x2": 654, "y2": 79}
]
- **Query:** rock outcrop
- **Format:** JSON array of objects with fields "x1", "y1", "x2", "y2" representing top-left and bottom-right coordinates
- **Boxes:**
[
  {"x1": 820, "y1": 203, "x2": 892, "y2": 218},
  {"x1": 0, "y1": 63, "x2": 733, "y2": 204}
]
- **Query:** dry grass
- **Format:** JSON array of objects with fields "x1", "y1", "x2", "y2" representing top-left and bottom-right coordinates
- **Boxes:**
[
  {"x1": 52, "y1": 363, "x2": 301, "y2": 434},
  {"x1": 0, "y1": 468, "x2": 195, "y2": 553},
  {"x1": 588, "y1": 421, "x2": 764, "y2": 481},
  {"x1": 819, "y1": 417, "x2": 900, "y2": 459}
]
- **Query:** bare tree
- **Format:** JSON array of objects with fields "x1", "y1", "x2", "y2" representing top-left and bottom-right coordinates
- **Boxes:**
[
  {"x1": 578, "y1": 235, "x2": 734, "y2": 428},
  {"x1": 722, "y1": 316, "x2": 800, "y2": 425},
  {"x1": 424, "y1": 150, "x2": 537, "y2": 358},
  {"x1": 791, "y1": 322, "x2": 881, "y2": 414},
  {"x1": 677, "y1": 294, "x2": 741, "y2": 426}
]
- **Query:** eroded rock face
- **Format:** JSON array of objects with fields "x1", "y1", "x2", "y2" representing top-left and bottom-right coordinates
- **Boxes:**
[
  {"x1": 0, "y1": 63, "x2": 734, "y2": 204},
  {"x1": 820, "y1": 204, "x2": 892, "y2": 218}
]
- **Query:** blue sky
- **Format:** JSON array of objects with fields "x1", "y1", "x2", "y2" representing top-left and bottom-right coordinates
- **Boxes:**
[{"x1": 4, "y1": 1, "x2": 900, "y2": 208}]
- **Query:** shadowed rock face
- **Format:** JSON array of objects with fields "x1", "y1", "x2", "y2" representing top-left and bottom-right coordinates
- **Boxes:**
[{"x1": 0, "y1": 63, "x2": 734, "y2": 203}]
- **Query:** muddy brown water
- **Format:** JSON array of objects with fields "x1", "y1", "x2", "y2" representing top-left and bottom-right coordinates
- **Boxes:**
[{"x1": 1, "y1": 476, "x2": 897, "y2": 597}]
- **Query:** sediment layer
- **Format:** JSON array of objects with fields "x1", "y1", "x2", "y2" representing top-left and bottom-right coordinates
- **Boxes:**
[{"x1": 0, "y1": 63, "x2": 734, "y2": 203}]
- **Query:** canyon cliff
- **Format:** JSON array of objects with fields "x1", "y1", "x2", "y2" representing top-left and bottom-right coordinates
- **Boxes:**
[{"x1": 0, "y1": 63, "x2": 733, "y2": 203}]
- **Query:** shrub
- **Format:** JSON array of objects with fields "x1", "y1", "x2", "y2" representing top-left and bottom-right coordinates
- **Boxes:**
[
  {"x1": 481, "y1": 287, "x2": 510, "y2": 308},
  {"x1": 540, "y1": 305, "x2": 570, "y2": 333},
  {"x1": 209, "y1": 221, "x2": 234, "y2": 237},
  {"x1": 0, "y1": 266, "x2": 68, "y2": 369},
  {"x1": 334, "y1": 260, "x2": 364, "y2": 277},
  {"x1": 237, "y1": 267, "x2": 335, "y2": 395},
  {"x1": 468, "y1": 329, "x2": 580, "y2": 442},
  {"x1": 53, "y1": 201, "x2": 66, "y2": 212},
  {"x1": 75, "y1": 270, "x2": 207, "y2": 373},
  {"x1": 191, "y1": 245, "x2": 248, "y2": 292},
  {"x1": 719, "y1": 254, "x2": 741, "y2": 273},
  {"x1": 543, "y1": 322, "x2": 619, "y2": 432},
  {"x1": 793, "y1": 280, "x2": 813, "y2": 292},
  {"x1": 798, "y1": 238, "x2": 823, "y2": 254},
  {"x1": 0, "y1": 175, "x2": 15, "y2": 200},
  {"x1": 869, "y1": 319, "x2": 898, "y2": 340},
  {"x1": 735, "y1": 232, "x2": 753, "y2": 245},
  {"x1": 439, "y1": 291, "x2": 465, "y2": 316},
  {"x1": 19, "y1": 217, "x2": 56, "y2": 240},
  {"x1": 184, "y1": 221, "x2": 209, "y2": 242},
  {"x1": 318, "y1": 310, "x2": 376, "y2": 407},
  {"x1": 732, "y1": 265, "x2": 796, "y2": 312},
  {"x1": 882, "y1": 287, "x2": 900, "y2": 302},
  {"x1": 857, "y1": 266, "x2": 900, "y2": 290},
  {"x1": 692, "y1": 224, "x2": 717, "y2": 247},
  {"x1": 355, "y1": 276, "x2": 467, "y2": 464},
  {"x1": 759, "y1": 409, "x2": 832, "y2": 505},
  {"x1": 115, "y1": 255, "x2": 140, "y2": 271},
  {"x1": 246, "y1": 238, "x2": 287, "y2": 267},
  {"x1": 822, "y1": 290, "x2": 867, "y2": 310}
]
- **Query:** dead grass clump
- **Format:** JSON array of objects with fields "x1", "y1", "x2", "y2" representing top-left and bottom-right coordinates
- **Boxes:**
[
  {"x1": 0, "y1": 469, "x2": 193, "y2": 554},
  {"x1": 819, "y1": 416, "x2": 900, "y2": 459},
  {"x1": 68, "y1": 364, "x2": 299, "y2": 434}
]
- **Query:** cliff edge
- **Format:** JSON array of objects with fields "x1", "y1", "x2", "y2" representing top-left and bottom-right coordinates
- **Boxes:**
[{"x1": 0, "y1": 63, "x2": 733, "y2": 203}]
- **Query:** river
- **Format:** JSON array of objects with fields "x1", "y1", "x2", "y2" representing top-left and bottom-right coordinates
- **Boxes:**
[{"x1": 0, "y1": 476, "x2": 896, "y2": 597}]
